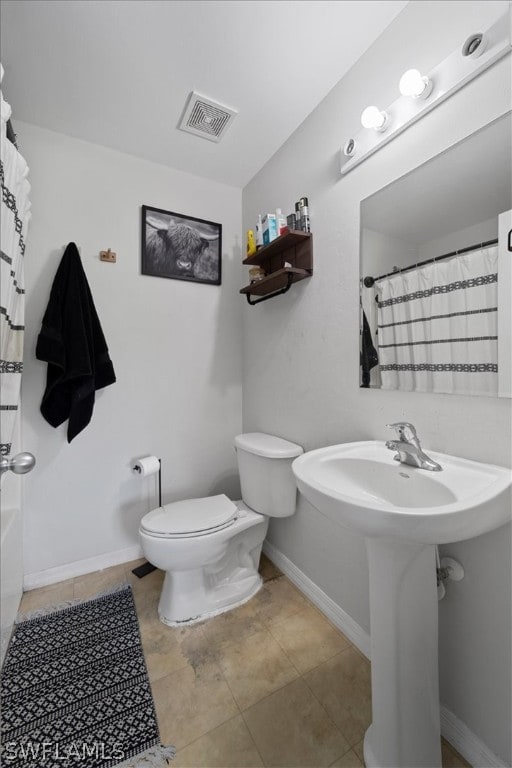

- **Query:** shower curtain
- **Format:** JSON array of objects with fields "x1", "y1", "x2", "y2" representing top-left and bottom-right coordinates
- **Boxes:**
[
  {"x1": 1, "y1": 65, "x2": 31, "y2": 456},
  {"x1": 376, "y1": 245, "x2": 498, "y2": 396}
]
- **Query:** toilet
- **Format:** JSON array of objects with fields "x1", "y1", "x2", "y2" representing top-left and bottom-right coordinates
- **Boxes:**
[{"x1": 139, "y1": 432, "x2": 303, "y2": 626}]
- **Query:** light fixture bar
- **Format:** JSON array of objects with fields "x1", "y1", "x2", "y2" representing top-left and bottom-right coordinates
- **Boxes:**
[{"x1": 340, "y1": 12, "x2": 510, "y2": 175}]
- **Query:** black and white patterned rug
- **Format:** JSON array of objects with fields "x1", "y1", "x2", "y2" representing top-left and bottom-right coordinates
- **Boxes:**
[{"x1": 0, "y1": 585, "x2": 175, "y2": 768}]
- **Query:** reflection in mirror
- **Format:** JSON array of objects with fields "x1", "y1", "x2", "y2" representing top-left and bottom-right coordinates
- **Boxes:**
[{"x1": 360, "y1": 113, "x2": 512, "y2": 398}]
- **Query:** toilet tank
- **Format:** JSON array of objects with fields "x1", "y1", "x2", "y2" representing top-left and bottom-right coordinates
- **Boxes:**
[{"x1": 234, "y1": 433, "x2": 303, "y2": 517}]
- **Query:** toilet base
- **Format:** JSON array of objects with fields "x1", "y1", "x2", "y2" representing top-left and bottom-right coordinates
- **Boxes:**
[{"x1": 158, "y1": 573, "x2": 262, "y2": 626}]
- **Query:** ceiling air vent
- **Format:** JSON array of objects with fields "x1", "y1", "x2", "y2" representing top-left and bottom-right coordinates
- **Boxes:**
[{"x1": 178, "y1": 91, "x2": 237, "y2": 143}]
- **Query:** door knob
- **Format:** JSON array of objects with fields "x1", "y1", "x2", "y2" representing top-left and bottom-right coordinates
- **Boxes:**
[{"x1": 0, "y1": 452, "x2": 36, "y2": 476}]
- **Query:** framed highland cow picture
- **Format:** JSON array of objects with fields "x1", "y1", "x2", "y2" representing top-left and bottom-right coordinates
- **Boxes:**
[{"x1": 141, "y1": 205, "x2": 222, "y2": 285}]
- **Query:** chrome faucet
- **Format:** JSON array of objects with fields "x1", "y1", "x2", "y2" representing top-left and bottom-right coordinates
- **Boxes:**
[{"x1": 385, "y1": 422, "x2": 442, "y2": 471}]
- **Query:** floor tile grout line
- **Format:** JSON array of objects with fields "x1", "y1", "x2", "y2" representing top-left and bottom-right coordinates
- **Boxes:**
[
  {"x1": 207, "y1": 625, "x2": 324, "y2": 715},
  {"x1": 203, "y1": 621, "x2": 274, "y2": 656},
  {"x1": 264, "y1": 623, "x2": 304, "y2": 676},
  {"x1": 301, "y1": 644, "x2": 368, "y2": 680},
  {"x1": 171, "y1": 656, "x2": 267, "y2": 767},
  {"x1": 239, "y1": 676, "x2": 352, "y2": 768},
  {"x1": 239, "y1": 712, "x2": 267, "y2": 767},
  {"x1": 149, "y1": 664, "x2": 240, "y2": 754},
  {"x1": 327, "y1": 748, "x2": 362, "y2": 768},
  {"x1": 301, "y1": 649, "x2": 374, "y2": 752},
  {"x1": 265, "y1": 617, "x2": 352, "y2": 678},
  {"x1": 239, "y1": 708, "x2": 270, "y2": 768},
  {"x1": 273, "y1": 575, "x2": 357, "y2": 651},
  {"x1": 260, "y1": 602, "x2": 309, "y2": 630},
  {"x1": 170, "y1": 711, "x2": 262, "y2": 764},
  {"x1": 256, "y1": 585, "x2": 310, "y2": 629},
  {"x1": 204, "y1": 608, "x2": 304, "y2": 712},
  {"x1": 215, "y1": 658, "x2": 245, "y2": 718},
  {"x1": 235, "y1": 671, "x2": 303, "y2": 716},
  {"x1": 300, "y1": 668, "x2": 360, "y2": 755}
]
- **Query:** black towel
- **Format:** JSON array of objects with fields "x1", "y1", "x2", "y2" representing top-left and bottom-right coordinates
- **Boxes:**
[
  {"x1": 360, "y1": 310, "x2": 379, "y2": 388},
  {"x1": 36, "y1": 243, "x2": 116, "y2": 442}
]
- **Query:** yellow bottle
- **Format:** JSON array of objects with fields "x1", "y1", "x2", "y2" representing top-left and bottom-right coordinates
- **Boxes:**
[{"x1": 246, "y1": 229, "x2": 256, "y2": 257}]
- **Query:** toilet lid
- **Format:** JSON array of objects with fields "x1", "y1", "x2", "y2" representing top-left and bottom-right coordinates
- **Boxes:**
[{"x1": 140, "y1": 494, "x2": 238, "y2": 536}]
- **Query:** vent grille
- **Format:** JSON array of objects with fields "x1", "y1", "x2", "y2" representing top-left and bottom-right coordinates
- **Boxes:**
[{"x1": 178, "y1": 92, "x2": 237, "y2": 143}]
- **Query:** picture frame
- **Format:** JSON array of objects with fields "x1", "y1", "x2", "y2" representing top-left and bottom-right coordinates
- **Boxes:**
[{"x1": 141, "y1": 205, "x2": 222, "y2": 285}]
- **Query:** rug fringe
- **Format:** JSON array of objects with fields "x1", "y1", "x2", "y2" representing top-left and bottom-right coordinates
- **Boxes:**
[
  {"x1": 115, "y1": 744, "x2": 176, "y2": 767},
  {"x1": 15, "y1": 582, "x2": 131, "y2": 623}
]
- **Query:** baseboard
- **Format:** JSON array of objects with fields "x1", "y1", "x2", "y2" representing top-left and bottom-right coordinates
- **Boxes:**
[
  {"x1": 263, "y1": 539, "x2": 508, "y2": 768},
  {"x1": 440, "y1": 706, "x2": 508, "y2": 768},
  {"x1": 263, "y1": 540, "x2": 371, "y2": 658},
  {"x1": 23, "y1": 545, "x2": 144, "y2": 591}
]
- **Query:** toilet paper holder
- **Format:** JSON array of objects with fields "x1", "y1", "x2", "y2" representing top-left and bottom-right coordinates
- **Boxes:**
[
  {"x1": 132, "y1": 457, "x2": 162, "y2": 579},
  {"x1": 133, "y1": 457, "x2": 162, "y2": 507}
]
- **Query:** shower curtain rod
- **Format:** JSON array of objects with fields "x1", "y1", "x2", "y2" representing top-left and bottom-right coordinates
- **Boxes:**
[{"x1": 363, "y1": 237, "x2": 498, "y2": 288}]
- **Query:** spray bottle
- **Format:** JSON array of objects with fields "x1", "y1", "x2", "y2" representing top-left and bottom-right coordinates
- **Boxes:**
[{"x1": 299, "y1": 197, "x2": 310, "y2": 233}]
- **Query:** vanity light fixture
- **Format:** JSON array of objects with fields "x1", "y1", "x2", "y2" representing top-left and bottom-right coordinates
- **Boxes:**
[
  {"x1": 398, "y1": 69, "x2": 433, "y2": 100},
  {"x1": 340, "y1": 11, "x2": 510, "y2": 175},
  {"x1": 361, "y1": 105, "x2": 389, "y2": 132}
]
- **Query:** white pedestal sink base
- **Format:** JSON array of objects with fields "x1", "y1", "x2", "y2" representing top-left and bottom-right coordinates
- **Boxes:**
[{"x1": 364, "y1": 538, "x2": 442, "y2": 768}]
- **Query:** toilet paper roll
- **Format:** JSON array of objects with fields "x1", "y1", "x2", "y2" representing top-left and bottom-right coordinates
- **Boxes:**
[{"x1": 133, "y1": 455, "x2": 160, "y2": 477}]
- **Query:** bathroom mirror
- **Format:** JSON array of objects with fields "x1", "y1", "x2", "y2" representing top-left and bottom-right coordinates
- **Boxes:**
[{"x1": 360, "y1": 112, "x2": 512, "y2": 398}]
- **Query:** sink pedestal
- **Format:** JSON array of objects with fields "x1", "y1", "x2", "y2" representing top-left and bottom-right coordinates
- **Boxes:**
[{"x1": 364, "y1": 538, "x2": 441, "y2": 768}]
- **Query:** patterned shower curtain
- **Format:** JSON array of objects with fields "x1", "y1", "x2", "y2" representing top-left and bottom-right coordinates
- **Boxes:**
[
  {"x1": 1, "y1": 65, "x2": 31, "y2": 456},
  {"x1": 376, "y1": 245, "x2": 498, "y2": 396}
]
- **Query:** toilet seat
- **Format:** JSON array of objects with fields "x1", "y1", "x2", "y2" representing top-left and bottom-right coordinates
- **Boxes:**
[{"x1": 140, "y1": 494, "x2": 238, "y2": 539}]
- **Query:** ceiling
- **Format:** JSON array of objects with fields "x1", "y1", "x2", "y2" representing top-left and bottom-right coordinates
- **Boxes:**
[{"x1": 0, "y1": 0, "x2": 408, "y2": 188}]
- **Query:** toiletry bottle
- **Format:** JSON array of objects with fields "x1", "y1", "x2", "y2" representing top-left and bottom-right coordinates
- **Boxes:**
[
  {"x1": 255, "y1": 215, "x2": 263, "y2": 249},
  {"x1": 262, "y1": 213, "x2": 277, "y2": 244},
  {"x1": 295, "y1": 201, "x2": 302, "y2": 230},
  {"x1": 246, "y1": 229, "x2": 257, "y2": 257},
  {"x1": 276, "y1": 208, "x2": 287, "y2": 237},
  {"x1": 299, "y1": 197, "x2": 310, "y2": 233}
]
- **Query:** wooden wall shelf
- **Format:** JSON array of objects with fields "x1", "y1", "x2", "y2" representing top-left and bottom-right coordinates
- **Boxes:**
[{"x1": 240, "y1": 230, "x2": 313, "y2": 305}]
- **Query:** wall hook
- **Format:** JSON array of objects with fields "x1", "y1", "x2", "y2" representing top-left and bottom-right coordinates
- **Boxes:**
[{"x1": 100, "y1": 248, "x2": 117, "y2": 263}]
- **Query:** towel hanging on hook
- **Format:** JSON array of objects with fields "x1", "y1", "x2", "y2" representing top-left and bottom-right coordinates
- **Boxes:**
[{"x1": 36, "y1": 243, "x2": 116, "y2": 442}]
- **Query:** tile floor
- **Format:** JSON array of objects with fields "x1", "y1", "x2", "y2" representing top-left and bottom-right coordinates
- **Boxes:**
[{"x1": 18, "y1": 555, "x2": 470, "y2": 768}]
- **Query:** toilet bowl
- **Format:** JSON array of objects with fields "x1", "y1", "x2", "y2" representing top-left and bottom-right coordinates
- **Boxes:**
[{"x1": 139, "y1": 433, "x2": 303, "y2": 626}]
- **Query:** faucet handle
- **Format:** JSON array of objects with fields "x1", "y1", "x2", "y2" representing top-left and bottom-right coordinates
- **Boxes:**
[{"x1": 386, "y1": 422, "x2": 418, "y2": 441}]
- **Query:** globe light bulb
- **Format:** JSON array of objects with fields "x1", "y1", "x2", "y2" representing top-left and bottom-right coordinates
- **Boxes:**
[
  {"x1": 399, "y1": 69, "x2": 432, "y2": 99},
  {"x1": 360, "y1": 106, "x2": 388, "y2": 131}
]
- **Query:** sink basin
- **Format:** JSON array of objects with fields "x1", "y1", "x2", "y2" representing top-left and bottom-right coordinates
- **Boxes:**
[
  {"x1": 292, "y1": 440, "x2": 511, "y2": 768},
  {"x1": 292, "y1": 440, "x2": 511, "y2": 544}
]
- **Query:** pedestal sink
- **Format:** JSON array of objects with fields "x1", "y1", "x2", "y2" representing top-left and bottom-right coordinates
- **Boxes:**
[{"x1": 292, "y1": 441, "x2": 511, "y2": 768}]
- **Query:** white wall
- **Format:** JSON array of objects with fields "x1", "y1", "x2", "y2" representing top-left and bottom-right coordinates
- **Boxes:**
[
  {"x1": 417, "y1": 216, "x2": 499, "y2": 261},
  {"x1": 242, "y1": 2, "x2": 511, "y2": 764},
  {"x1": 361, "y1": 227, "x2": 418, "y2": 276},
  {"x1": 19, "y1": 122, "x2": 243, "y2": 580}
]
